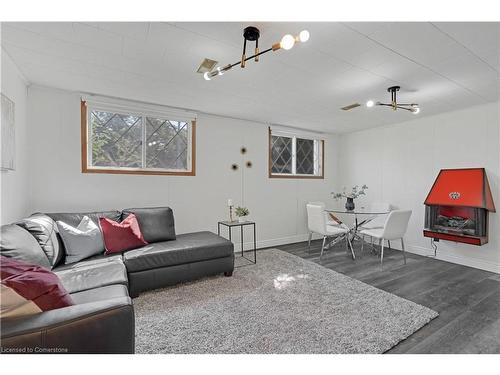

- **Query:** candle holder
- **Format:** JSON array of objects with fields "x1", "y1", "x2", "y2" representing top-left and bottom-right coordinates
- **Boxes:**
[{"x1": 229, "y1": 205, "x2": 234, "y2": 222}]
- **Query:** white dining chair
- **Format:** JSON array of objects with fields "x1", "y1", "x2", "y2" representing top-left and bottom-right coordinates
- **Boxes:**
[
  {"x1": 360, "y1": 202, "x2": 392, "y2": 230},
  {"x1": 360, "y1": 202, "x2": 392, "y2": 250},
  {"x1": 306, "y1": 203, "x2": 352, "y2": 260},
  {"x1": 307, "y1": 201, "x2": 342, "y2": 227},
  {"x1": 359, "y1": 210, "x2": 412, "y2": 267}
]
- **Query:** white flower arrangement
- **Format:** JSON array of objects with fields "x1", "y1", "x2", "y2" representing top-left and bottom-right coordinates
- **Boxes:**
[{"x1": 332, "y1": 185, "x2": 368, "y2": 200}]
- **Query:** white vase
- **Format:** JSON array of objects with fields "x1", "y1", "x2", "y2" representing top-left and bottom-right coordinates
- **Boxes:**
[{"x1": 238, "y1": 216, "x2": 247, "y2": 223}]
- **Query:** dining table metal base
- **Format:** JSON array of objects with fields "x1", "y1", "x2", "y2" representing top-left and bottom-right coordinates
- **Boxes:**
[
  {"x1": 324, "y1": 206, "x2": 391, "y2": 261},
  {"x1": 324, "y1": 233, "x2": 356, "y2": 260}
]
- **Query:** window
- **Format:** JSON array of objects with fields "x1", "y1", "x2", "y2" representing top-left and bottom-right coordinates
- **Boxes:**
[
  {"x1": 269, "y1": 127, "x2": 324, "y2": 179},
  {"x1": 81, "y1": 100, "x2": 195, "y2": 176}
]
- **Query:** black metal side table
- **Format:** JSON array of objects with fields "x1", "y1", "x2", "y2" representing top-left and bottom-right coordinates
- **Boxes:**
[{"x1": 217, "y1": 220, "x2": 256, "y2": 264}]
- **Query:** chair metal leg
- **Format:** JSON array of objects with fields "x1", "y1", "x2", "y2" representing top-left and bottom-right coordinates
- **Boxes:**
[
  {"x1": 380, "y1": 239, "x2": 385, "y2": 268},
  {"x1": 388, "y1": 240, "x2": 391, "y2": 250},
  {"x1": 307, "y1": 231, "x2": 312, "y2": 252},
  {"x1": 401, "y1": 238, "x2": 407, "y2": 265},
  {"x1": 320, "y1": 235, "x2": 327, "y2": 260}
]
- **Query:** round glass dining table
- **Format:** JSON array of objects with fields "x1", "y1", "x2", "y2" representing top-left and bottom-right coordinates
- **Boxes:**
[
  {"x1": 324, "y1": 207, "x2": 391, "y2": 216},
  {"x1": 323, "y1": 207, "x2": 391, "y2": 256}
]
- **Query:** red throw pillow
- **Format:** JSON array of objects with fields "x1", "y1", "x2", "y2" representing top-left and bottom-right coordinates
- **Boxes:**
[
  {"x1": 99, "y1": 213, "x2": 148, "y2": 255},
  {"x1": 1, "y1": 256, "x2": 73, "y2": 318}
]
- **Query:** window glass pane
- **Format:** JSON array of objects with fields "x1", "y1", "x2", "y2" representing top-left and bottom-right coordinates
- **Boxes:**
[
  {"x1": 296, "y1": 138, "x2": 315, "y2": 175},
  {"x1": 90, "y1": 110, "x2": 142, "y2": 168},
  {"x1": 146, "y1": 118, "x2": 188, "y2": 170},
  {"x1": 271, "y1": 135, "x2": 293, "y2": 174}
]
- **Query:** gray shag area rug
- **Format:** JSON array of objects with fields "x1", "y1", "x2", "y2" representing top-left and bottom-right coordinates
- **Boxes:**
[{"x1": 134, "y1": 249, "x2": 438, "y2": 354}]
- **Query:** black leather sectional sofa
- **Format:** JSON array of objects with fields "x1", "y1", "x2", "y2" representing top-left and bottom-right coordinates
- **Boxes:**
[{"x1": 0, "y1": 208, "x2": 234, "y2": 353}]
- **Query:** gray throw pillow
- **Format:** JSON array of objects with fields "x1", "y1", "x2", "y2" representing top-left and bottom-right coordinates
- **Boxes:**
[
  {"x1": 17, "y1": 214, "x2": 61, "y2": 268},
  {"x1": 0, "y1": 224, "x2": 51, "y2": 268},
  {"x1": 56, "y1": 216, "x2": 105, "y2": 264},
  {"x1": 122, "y1": 207, "x2": 176, "y2": 243}
]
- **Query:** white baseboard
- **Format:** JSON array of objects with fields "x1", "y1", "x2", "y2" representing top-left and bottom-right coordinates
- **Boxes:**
[
  {"x1": 232, "y1": 233, "x2": 310, "y2": 253},
  {"x1": 349, "y1": 239, "x2": 500, "y2": 274},
  {"x1": 232, "y1": 233, "x2": 500, "y2": 274},
  {"x1": 407, "y1": 245, "x2": 500, "y2": 274}
]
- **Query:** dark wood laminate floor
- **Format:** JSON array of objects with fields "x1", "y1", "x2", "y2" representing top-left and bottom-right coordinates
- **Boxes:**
[{"x1": 273, "y1": 239, "x2": 500, "y2": 354}]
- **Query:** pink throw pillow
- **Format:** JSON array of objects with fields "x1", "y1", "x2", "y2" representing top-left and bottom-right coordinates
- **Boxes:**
[{"x1": 99, "y1": 214, "x2": 148, "y2": 255}]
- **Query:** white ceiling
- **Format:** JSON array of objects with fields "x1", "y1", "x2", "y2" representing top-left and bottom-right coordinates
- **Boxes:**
[{"x1": 1, "y1": 22, "x2": 499, "y2": 133}]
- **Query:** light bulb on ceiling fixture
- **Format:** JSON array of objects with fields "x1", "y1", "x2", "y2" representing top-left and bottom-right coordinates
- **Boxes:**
[
  {"x1": 366, "y1": 100, "x2": 375, "y2": 108},
  {"x1": 298, "y1": 30, "x2": 310, "y2": 43},
  {"x1": 280, "y1": 34, "x2": 295, "y2": 50},
  {"x1": 412, "y1": 106, "x2": 420, "y2": 114},
  {"x1": 201, "y1": 26, "x2": 310, "y2": 80}
]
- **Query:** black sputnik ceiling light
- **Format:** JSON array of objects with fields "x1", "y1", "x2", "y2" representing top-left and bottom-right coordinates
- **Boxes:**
[
  {"x1": 366, "y1": 86, "x2": 420, "y2": 114},
  {"x1": 199, "y1": 26, "x2": 310, "y2": 80}
]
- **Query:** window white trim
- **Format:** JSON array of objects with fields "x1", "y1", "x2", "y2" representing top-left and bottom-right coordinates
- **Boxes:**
[
  {"x1": 269, "y1": 124, "x2": 326, "y2": 139},
  {"x1": 82, "y1": 94, "x2": 196, "y2": 122}
]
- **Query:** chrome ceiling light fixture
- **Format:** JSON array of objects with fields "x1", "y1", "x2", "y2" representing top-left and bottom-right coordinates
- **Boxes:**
[
  {"x1": 366, "y1": 86, "x2": 420, "y2": 114},
  {"x1": 199, "y1": 26, "x2": 309, "y2": 80}
]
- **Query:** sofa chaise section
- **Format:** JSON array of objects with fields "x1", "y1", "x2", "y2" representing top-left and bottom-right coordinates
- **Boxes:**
[{"x1": 124, "y1": 231, "x2": 234, "y2": 297}]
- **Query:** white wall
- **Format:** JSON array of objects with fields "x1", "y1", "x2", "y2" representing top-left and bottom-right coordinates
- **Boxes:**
[
  {"x1": 21, "y1": 85, "x2": 500, "y2": 273},
  {"x1": 339, "y1": 102, "x2": 500, "y2": 273},
  {"x1": 27, "y1": 85, "x2": 340, "y2": 250},
  {"x1": 0, "y1": 50, "x2": 29, "y2": 224}
]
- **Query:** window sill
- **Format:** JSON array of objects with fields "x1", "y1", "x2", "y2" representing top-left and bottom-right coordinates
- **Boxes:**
[
  {"x1": 268, "y1": 174, "x2": 324, "y2": 179},
  {"x1": 82, "y1": 167, "x2": 195, "y2": 176}
]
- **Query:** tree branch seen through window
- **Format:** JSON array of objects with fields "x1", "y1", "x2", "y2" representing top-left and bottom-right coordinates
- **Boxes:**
[{"x1": 81, "y1": 100, "x2": 195, "y2": 176}]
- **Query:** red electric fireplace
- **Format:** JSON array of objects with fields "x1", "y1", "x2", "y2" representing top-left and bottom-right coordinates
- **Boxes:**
[{"x1": 423, "y1": 168, "x2": 496, "y2": 246}]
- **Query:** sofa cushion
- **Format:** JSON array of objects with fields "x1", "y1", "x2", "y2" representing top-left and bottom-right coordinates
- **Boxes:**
[
  {"x1": 122, "y1": 207, "x2": 176, "y2": 243},
  {"x1": 46, "y1": 211, "x2": 121, "y2": 264},
  {"x1": 99, "y1": 214, "x2": 148, "y2": 255},
  {"x1": 53, "y1": 253, "x2": 122, "y2": 272},
  {"x1": 0, "y1": 224, "x2": 51, "y2": 268},
  {"x1": 56, "y1": 216, "x2": 105, "y2": 264},
  {"x1": 54, "y1": 254, "x2": 128, "y2": 294},
  {"x1": 17, "y1": 214, "x2": 61, "y2": 268},
  {"x1": 123, "y1": 231, "x2": 234, "y2": 272},
  {"x1": 70, "y1": 284, "x2": 130, "y2": 305},
  {"x1": 1, "y1": 256, "x2": 74, "y2": 318}
]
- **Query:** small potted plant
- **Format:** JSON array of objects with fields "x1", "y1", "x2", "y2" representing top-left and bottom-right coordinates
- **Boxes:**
[
  {"x1": 234, "y1": 206, "x2": 250, "y2": 223},
  {"x1": 331, "y1": 185, "x2": 368, "y2": 211}
]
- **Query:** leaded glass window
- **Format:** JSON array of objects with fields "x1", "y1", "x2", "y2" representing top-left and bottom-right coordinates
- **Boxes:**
[
  {"x1": 90, "y1": 111, "x2": 143, "y2": 168},
  {"x1": 146, "y1": 118, "x2": 188, "y2": 170},
  {"x1": 85, "y1": 101, "x2": 194, "y2": 175},
  {"x1": 269, "y1": 128, "x2": 323, "y2": 178},
  {"x1": 296, "y1": 138, "x2": 315, "y2": 175},
  {"x1": 271, "y1": 135, "x2": 293, "y2": 174}
]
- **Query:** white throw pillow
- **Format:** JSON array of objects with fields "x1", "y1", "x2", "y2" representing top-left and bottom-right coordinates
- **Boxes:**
[{"x1": 56, "y1": 216, "x2": 105, "y2": 264}]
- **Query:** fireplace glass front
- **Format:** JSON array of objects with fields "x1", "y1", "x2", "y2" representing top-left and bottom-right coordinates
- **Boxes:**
[{"x1": 425, "y1": 205, "x2": 487, "y2": 237}]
